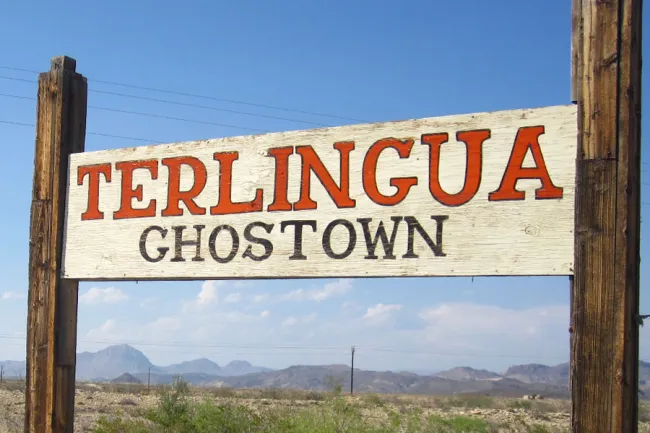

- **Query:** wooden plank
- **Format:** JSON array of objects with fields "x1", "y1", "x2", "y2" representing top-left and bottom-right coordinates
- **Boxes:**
[
  {"x1": 570, "y1": 0, "x2": 642, "y2": 431},
  {"x1": 571, "y1": 0, "x2": 583, "y2": 103},
  {"x1": 61, "y1": 104, "x2": 577, "y2": 280},
  {"x1": 612, "y1": 0, "x2": 642, "y2": 430},
  {"x1": 572, "y1": 160, "x2": 618, "y2": 431},
  {"x1": 25, "y1": 56, "x2": 87, "y2": 433}
]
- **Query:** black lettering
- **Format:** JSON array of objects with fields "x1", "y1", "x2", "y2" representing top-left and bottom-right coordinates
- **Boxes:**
[
  {"x1": 171, "y1": 225, "x2": 205, "y2": 262},
  {"x1": 357, "y1": 216, "x2": 402, "y2": 259},
  {"x1": 403, "y1": 215, "x2": 448, "y2": 258},
  {"x1": 322, "y1": 219, "x2": 356, "y2": 259},
  {"x1": 281, "y1": 220, "x2": 317, "y2": 260},
  {"x1": 139, "y1": 225, "x2": 169, "y2": 263},
  {"x1": 209, "y1": 225, "x2": 239, "y2": 263},
  {"x1": 243, "y1": 222, "x2": 275, "y2": 261}
]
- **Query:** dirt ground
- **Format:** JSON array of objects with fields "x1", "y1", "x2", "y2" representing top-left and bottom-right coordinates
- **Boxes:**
[{"x1": 1, "y1": 383, "x2": 649, "y2": 433}]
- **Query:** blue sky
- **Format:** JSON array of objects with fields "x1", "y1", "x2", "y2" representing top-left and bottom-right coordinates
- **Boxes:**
[{"x1": 0, "y1": 0, "x2": 648, "y2": 374}]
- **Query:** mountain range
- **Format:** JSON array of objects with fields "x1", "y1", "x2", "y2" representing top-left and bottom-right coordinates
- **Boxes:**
[
  {"x1": 3, "y1": 345, "x2": 649, "y2": 398},
  {"x1": 0, "y1": 344, "x2": 271, "y2": 381}
]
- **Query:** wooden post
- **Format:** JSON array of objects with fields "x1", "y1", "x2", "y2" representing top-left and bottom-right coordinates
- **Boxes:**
[
  {"x1": 25, "y1": 56, "x2": 87, "y2": 433},
  {"x1": 350, "y1": 346, "x2": 355, "y2": 396},
  {"x1": 571, "y1": 0, "x2": 642, "y2": 432}
]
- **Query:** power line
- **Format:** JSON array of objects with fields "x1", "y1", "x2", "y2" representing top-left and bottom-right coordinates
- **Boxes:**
[
  {"x1": 0, "y1": 334, "x2": 344, "y2": 350},
  {"x1": 89, "y1": 88, "x2": 330, "y2": 127},
  {"x1": 0, "y1": 119, "x2": 33, "y2": 128},
  {"x1": 354, "y1": 345, "x2": 568, "y2": 361},
  {"x1": 0, "y1": 341, "x2": 346, "y2": 357},
  {"x1": 0, "y1": 75, "x2": 32, "y2": 85},
  {"x1": 0, "y1": 119, "x2": 162, "y2": 143},
  {"x1": 0, "y1": 334, "x2": 567, "y2": 361},
  {"x1": 90, "y1": 105, "x2": 267, "y2": 134},
  {"x1": 0, "y1": 65, "x2": 367, "y2": 123},
  {"x1": 0, "y1": 75, "x2": 332, "y2": 127},
  {"x1": 0, "y1": 92, "x2": 268, "y2": 133}
]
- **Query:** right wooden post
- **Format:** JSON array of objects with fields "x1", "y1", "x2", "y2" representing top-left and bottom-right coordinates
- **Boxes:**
[{"x1": 571, "y1": 0, "x2": 642, "y2": 432}]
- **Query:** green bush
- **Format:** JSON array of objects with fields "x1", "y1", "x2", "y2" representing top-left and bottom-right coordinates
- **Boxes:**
[
  {"x1": 91, "y1": 387, "x2": 527, "y2": 433},
  {"x1": 425, "y1": 414, "x2": 496, "y2": 433}
]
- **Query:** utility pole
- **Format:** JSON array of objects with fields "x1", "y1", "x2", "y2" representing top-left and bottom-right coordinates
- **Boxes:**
[
  {"x1": 1, "y1": 364, "x2": 4, "y2": 384},
  {"x1": 148, "y1": 367, "x2": 151, "y2": 391},
  {"x1": 350, "y1": 346, "x2": 355, "y2": 396},
  {"x1": 571, "y1": 0, "x2": 642, "y2": 432},
  {"x1": 25, "y1": 56, "x2": 87, "y2": 433}
]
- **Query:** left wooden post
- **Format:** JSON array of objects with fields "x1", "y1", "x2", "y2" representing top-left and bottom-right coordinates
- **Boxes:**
[{"x1": 25, "y1": 56, "x2": 87, "y2": 433}]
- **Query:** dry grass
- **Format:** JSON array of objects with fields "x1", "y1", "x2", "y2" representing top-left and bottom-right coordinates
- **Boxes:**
[{"x1": 0, "y1": 380, "x2": 649, "y2": 432}]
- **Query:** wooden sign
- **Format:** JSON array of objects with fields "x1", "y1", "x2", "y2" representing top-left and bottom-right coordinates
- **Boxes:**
[
  {"x1": 62, "y1": 104, "x2": 577, "y2": 280},
  {"x1": 28, "y1": 2, "x2": 643, "y2": 428}
]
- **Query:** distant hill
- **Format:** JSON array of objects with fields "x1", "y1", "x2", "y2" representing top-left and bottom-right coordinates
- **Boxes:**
[
  {"x1": 160, "y1": 358, "x2": 222, "y2": 376},
  {"x1": 135, "y1": 372, "x2": 221, "y2": 386},
  {"x1": 0, "y1": 344, "x2": 272, "y2": 381},
  {"x1": 434, "y1": 367, "x2": 501, "y2": 381},
  {"x1": 77, "y1": 345, "x2": 153, "y2": 380},
  {"x1": 221, "y1": 360, "x2": 273, "y2": 376},
  {"x1": 107, "y1": 364, "x2": 571, "y2": 399},
  {"x1": 503, "y1": 362, "x2": 569, "y2": 385},
  {"x1": 111, "y1": 373, "x2": 142, "y2": 384},
  {"x1": 206, "y1": 365, "x2": 570, "y2": 398},
  {"x1": 0, "y1": 361, "x2": 26, "y2": 379}
]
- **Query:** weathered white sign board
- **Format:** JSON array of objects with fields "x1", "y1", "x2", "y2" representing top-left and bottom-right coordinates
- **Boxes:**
[{"x1": 62, "y1": 104, "x2": 577, "y2": 280}]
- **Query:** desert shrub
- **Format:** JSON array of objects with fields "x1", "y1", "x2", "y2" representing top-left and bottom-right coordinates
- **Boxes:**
[
  {"x1": 143, "y1": 377, "x2": 192, "y2": 430},
  {"x1": 95, "y1": 387, "x2": 572, "y2": 433},
  {"x1": 92, "y1": 415, "x2": 151, "y2": 433},
  {"x1": 259, "y1": 387, "x2": 285, "y2": 400},
  {"x1": 436, "y1": 394, "x2": 496, "y2": 410},
  {"x1": 209, "y1": 386, "x2": 236, "y2": 399},
  {"x1": 363, "y1": 393, "x2": 384, "y2": 407},
  {"x1": 0, "y1": 380, "x2": 26, "y2": 393},
  {"x1": 457, "y1": 395, "x2": 496, "y2": 409},
  {"x1": 192, "y1": 401, "x2": 263, "y2": 433},
  {"x1": 508, "y1": 400, "x2": 533, "y2": 410},
  {"x1": 171, "y1": 375, "x2": 190, "y2": 394},
  {"x1": 524, "y1": 425, "x2": 553, "y2": 433},
  {"x1": 304, "y1": 390, "x2": 325, "y2": 401},
  {"x1": 324, "y1": 374, "x2": 344, "y2": 396},
  {"x1": 640, "y1": 402, "x2": 650, "y2": 423},
  {"x1": 425, "y1": 414, "x2": 496, "y2": 432}
]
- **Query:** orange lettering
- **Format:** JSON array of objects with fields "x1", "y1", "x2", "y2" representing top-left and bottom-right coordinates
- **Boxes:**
[
  {"x1": 78, "y1": 163, "x2": 112, "y2": 220},
  {"x1": 210, "y1": 151, "x2": 263, "y2": 215},
  {"x1": 422, "y1": 130, "x2": 489, "y2": 207},
  {"x1": 267, "y1": 146, "x2": 294, "y2": 212},
  {"x1": 489, "y1": 126, "x2": 563, "y2": 201},
  {"x1": 113, "y1": 160, "x2": 159, "y2": 220},
  {"x1": 363, "y1": 138, "x2": 417, "y2": 206},
  {"x1": 161, "y1": 156, "x2": 207, "y2": 217},
  {"x1": 294, "y1": 142, "x2": 356, "y2": 210}
]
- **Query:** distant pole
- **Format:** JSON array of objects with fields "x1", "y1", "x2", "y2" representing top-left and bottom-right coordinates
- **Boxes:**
[
  {"x1": 350, "y1": 346, "x2": 355, "y2": 396},
  {"x1": 24, "y1": 56, "x2": 87, "y2": 433},
  {"x1": 1, "y1": 364, "x2": 4, "y2": 384},
  {"x1": 570, "y1": 0, "x2": 642, "y2": 432},
  {"x1": 148, "y1": 367, "x2": 151, "y2": 390}
]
